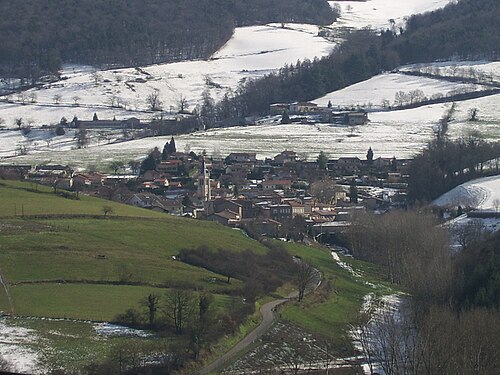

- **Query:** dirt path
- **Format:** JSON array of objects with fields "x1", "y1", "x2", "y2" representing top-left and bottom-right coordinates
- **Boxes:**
[{"x1": 199, "y1": 266, "x2": 321, "y2": 375}]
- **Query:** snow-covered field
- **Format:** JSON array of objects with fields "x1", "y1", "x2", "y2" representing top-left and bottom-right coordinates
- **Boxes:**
[
  {"x1": 314, "y1": 72, "x2": 490, "y2": 109},
  {"x1": 400, "y1": 61, "x2": 500, "y2": 85},
  {"x1": 0, "y1": 25, "x2": 335, "y2": 128},
  {"x1": 4, "y1": 92, "x2": 498, "y2": 169},
  {"x1": 329, "y1": 0, "x2": 451, "y2": 32},
  {"x1": 433, "y1": 175, "x2": 500, "y2": 210}
]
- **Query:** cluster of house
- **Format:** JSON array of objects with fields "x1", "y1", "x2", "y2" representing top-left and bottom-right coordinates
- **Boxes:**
[
  {"x1": 0, "y1": 148, "x2": 408, "y2": 238},
  {"x1": 270, "y1": 101, "x2": 369, "y2": 125}
]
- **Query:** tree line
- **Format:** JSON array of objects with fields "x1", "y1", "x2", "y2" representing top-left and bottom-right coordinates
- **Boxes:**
[
  {"x1": 0, "y1": 0, "x2": 335, "y2": 82},
  {"x1": 207, "y1": 0, "x2": 499, "y2": 121},
  {"x1": 347, "y1": 210, "x2": 500, "y2": 375}
]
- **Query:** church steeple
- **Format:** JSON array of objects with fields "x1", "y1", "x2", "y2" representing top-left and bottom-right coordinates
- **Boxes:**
[{"x1": 198, "y1": 157, "x2": 211, "y2": 201}]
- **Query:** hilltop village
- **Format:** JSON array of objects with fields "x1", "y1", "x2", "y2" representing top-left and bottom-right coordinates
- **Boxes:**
[{"x1": 0, "y1": 138, "x2": 407, "y2": 242}]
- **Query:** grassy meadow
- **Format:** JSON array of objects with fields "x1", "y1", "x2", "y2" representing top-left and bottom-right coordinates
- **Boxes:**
[{"x1": 0, "y1": 180, "x2": 264, "y2": 320}]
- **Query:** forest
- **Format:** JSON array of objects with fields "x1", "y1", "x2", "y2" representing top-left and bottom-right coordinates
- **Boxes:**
[
  {"x1": 203, "y1": 0, "x2": 499, "y2": 122},
  {"x1": 0, "y1": 0, "x2": 335, "y2": 81}
]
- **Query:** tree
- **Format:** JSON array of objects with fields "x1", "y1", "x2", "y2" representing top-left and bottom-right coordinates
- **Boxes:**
[
  {"x1": 327, "y1": 100, "x2": 332, "y2": 108},
  {"x1": 72, "y1": 95, "x2": 81, "y2": 106},
  {"x1": 92, "y1": 112, "x2": 98, "y2": 121},
  {"x1": 146, "y1": 89, "x2": 162, "y2": 111},
  {"x1": 310, "y1": 178, "x2": 339, "y2": 204},
  {"x1": 281, "y1": 110, "x2": 291, "y2": 124},
  {"x1": 200, "y1": 90, "x2": 216, "y2": 128},
  {"x1": 294, "y1": 260, "x2": 316, "y2": 301},
  {"x1": 317, "y1": 151, "x2": 328, "y2": 170},
  {"x1": 142, "y1": 294, "x2": 160, "y2": 329},
  {"x1": 75, "y1": 125, "x2": 89, "y2": 148},
  {"x1": 110, "y1": 161, "x2": 124, "y2": 175},
  {"x1": 102, "y1": 205, "x2": 114, "y2": 217},
  {"x1": 28, "y1": 92, "x2": 37, "y2": 103},
  {"x1": 469, "y1": 108, "x2": 479, "y2": 121},
  {"x1": 178, "y1": 94, "x2": 189, "y2": 113},
  {"x1": 14, "y1": 117, "x2": 23, "y2": 129},
  {"x1": 90, "y1": 71, "x2": 101, "y2": 85},
  {"x1": 394, "y1": 90, "x2": 408, "y2": 107},
  {"x1": 128, "y1": 160, "x2": 141, "y2": 175},
  {"x1": 366, "y1": 147, "x2": 374, "y2": 164},
  {"x1": 349, "y1": 179, "x2": 358, "y2": 203},
  {"x1": 0, "y1": 118, "x2": 4, "y2": 128},
  {"x1": 164, "y1": 289, "x2": 194, "y2": 334},
  {"x1": 53, "y1": 94, "x2": 62, "y2": 104}
]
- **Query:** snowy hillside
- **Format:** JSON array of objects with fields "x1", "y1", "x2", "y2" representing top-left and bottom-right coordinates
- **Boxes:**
[
  {"x1": 329, "y1": 0, "x2": 451, "y2": 32},
  {"x1": 314, "y1": 72, "x2": 491, "y2": 109},
  {"x1": 0, "y1": 25, "x2": 335, "y2": 128},
  {"x1": 433, "y1": 175, "x2": 500, "y2": 210}
]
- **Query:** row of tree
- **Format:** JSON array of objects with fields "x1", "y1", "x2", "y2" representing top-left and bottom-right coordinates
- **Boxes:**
[{"x1": 347, "y1": 210, "x2": 500, "y2": 374}]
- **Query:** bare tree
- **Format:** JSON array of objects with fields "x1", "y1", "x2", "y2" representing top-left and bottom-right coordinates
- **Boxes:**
[
  {"x1": 493, "y1": 198, "x2": 500, "y2": 212},
  {"x1": 90, "y1": 71, "x2": 102, "y2": 85},
  {"x1": 72, "y1": 95, "x2": 81, "y2": 106},
  {"x1": 28, "y1": 92, "x2": 37, "y2": 103},
  {"x1": 164, "y1": 289, "x2": 194, "y2": 334},
  {"x1": 146, "y1": 88, "x2": 162, "y2": 111},
  {"x1": 178, "y1": 94, "x2": 189, "y2": 113},
  {"x1": 294, "y1": 260, "x2": 316, "y2": 301},
  {"x1": 455, "y1": 219, "x2": 485, "y2": 249},
  {"x1": 53, "y1": 94, "x2": 62, "y2": 104}
]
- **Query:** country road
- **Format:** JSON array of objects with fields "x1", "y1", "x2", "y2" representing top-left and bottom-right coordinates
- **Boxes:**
[{"x1": 199, "y1": 265, "x2": 321, "y2": 374}]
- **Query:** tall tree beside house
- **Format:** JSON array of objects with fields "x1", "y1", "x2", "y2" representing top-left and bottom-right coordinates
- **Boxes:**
[
  {"x1": 162, "y1": 137, "x2": 177, "y2": 160},
  {"x1": 281, "y1": 110, "x2": 291, "y2": 124},
  {"x1": 366, "y1": 147, "x2": 374, "y2": 165},
  {"x1": 317, "y1": 151, "x2": 328, "y2": 170},
  {"x1": 140, "y1": 147, "x2": 161, "y2": 174}
]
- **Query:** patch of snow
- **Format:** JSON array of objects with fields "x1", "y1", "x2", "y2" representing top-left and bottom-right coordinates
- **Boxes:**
[
  {"x1": 0, "y1": 318, "x2": 41, "y2": 374},
  {"x1": 94, "y1": 322, "x2": 152, "y2": 338}
]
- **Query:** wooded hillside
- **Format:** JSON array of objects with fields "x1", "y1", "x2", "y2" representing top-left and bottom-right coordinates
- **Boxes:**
[
  {"x1": 208, "y1": 0, "x2": 499, "y2": 120},
  {"x1": 0, "y1": 0, "x2": 334, "y2": 80}
]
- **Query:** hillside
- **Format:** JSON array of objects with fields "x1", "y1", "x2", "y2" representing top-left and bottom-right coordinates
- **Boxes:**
[
  {"x1": 0, "y1": 0, "x2": 335, "y2": 80},
  {"x1": 0, "y1": 180, "x2": 269, "y2": 320}
]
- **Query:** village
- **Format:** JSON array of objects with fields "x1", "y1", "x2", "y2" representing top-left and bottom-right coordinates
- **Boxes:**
[{"x1": 0, "y1": 139, "x2": 408, "y2": 243}]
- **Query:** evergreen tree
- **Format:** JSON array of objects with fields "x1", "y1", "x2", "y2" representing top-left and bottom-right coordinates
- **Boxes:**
[
  {"x1": 281, "y1": 110, "x2": 291, "y2": 124},
  {"x1": 366, "y1": 147, "x2": 374, "y2": 164},
  {"x1": 93, "y1": 112, "x2": 98, "y2": 121},
  {"x1": 349, "y1": 179, "x2": 358, "y2": 203},
  {"x1": 317, "y1": 151, "x2": 328, "y2": 170},
  {"x1": 169, "y1": 136, "x2": 176, "y2": 154}
]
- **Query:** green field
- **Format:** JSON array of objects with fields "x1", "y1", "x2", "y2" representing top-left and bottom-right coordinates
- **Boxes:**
[
  {"x1": 278, "y1": 242, "x2": 394, "y2": 347},
  {"x1": 0, "y1": 181, "x2": 264, "y2": 319}
]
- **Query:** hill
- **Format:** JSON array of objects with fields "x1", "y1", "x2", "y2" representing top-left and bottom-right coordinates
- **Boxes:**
[
  {"x1": 0, "y1": 0, "x2": 335, "y2": 80},
  {"x1": 0, "y1": 180, "x2": 269, "y2": 320}
]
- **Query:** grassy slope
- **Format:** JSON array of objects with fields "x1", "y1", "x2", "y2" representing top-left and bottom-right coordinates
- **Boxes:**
[
  {"x1": 279, "y1": 242, "x2": 394, "y2": 348},
  {"x1": 0, "y1": 180, "x2": 266, "y2": 319}
]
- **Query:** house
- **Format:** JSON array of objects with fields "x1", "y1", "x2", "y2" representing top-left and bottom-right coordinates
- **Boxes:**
[
  {"x1": 286, "y1": 200, "x2": 305, "y2": 217},
  {"x1": 274, "y1": 150, "x2": 297, "y2": 165},
  {"x1": 207, "y1": 209, "x2": 240, "y2": 226},
  {"x1": 227, "y1": 153, "x2": 257, "y2": 163},
  {"x1": 346, "y1": 112, "x2": 368, "y2": 125},
  {"x1": 269, "y1": 103, "x2": 290, "y2": 115},
  {"x1": 72, "y1": 172, "x2": 105, "y2": 189},
  {"x1": 289, "y1": 102, "x2": 318, "y2": 114},
  {"x1": 269, "y1": 204, "x2": 292, "y2": 222},
  {"x1": 262, "y1": 179, "x2": 292, "y2": 191},
  {"x1": 334, "y1": 157, "x2": 362, "y2": 174}
]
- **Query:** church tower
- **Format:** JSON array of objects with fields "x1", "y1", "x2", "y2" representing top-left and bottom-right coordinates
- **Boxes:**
[{"x1": 198, "y1": 157, "x2": 211, "y2": 202}]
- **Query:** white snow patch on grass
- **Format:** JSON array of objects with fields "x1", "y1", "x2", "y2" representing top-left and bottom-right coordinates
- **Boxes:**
[{"x1": 0, "y1": 318, "x2": 41, "y2": 374}]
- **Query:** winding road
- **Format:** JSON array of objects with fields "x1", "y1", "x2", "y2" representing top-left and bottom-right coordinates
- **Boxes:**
[{"x1": 199, "y1": 265, "x2": 321, "y2": 374}]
